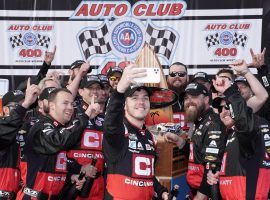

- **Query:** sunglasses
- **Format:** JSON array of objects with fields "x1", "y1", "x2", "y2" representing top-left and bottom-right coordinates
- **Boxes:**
[
  {"x1": 109, "y1": 76, "x2": 121, "y2": 81},
  {"x1": 218, "y1": 104, "x2": 229, "y2": 114},
  {"x1": 169, "y1": 72, "x2": 187, "y2": 77}
]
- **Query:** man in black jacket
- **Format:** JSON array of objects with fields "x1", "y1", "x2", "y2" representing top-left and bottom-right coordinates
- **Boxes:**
[
  {"x1": 0, "y1": 79, "x2": 39, "y2": 199},
  {"x1": 208, "y1": 71, "x2": 267, "y2": 199},
  {"x1": 165, "y1": 82, "x2": 226, "y2": 199},
  {"x1": 17, "y1": 88, "x2": 96, "y2": 200},
  {"x1": 103, "y1": 64, "x2": 169, "y2": 200}
]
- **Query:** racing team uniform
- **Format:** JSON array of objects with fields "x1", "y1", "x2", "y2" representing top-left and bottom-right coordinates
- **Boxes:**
[
  {"x1": 0, "y1": 105, "x2": 28, "y2": 199},
  {"x1": 255, "y1": 63, "x2": 270, "y2": 199},
  {"x1": 256, "y1": 64, "x2": 270, "y2": 123},
  {"x1": 103, "y1": 90, "x2": 168, "y2": 200},
  {"x1": 17, "y1": 109, "x2": 43, "y2": 187},
  {"x1": 218, "y1": 85, "x2": 265, "y2": 200},
  {"x1": 66, "y1": 101, "x2": 105, "y2": 200},
  {"x1": 16, "y1": 109, "x2": 88, "y2": 200},
  {"x1": 254, "y1": 118, "x2": 270, "y2": 199},
  {"x1": 186, "y1": 108, "x2": 226, "y2": 197}
]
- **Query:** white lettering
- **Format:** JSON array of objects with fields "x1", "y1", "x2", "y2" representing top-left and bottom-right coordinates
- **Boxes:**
[
  {"x1": 73, "y1": 152, "x2": 103, "y2": 159},
  {"x1": 124, "y1": 178, "x2": 153, "y2": 187},
  {"x1": 47, "y1": 176, "x2": 66, "y2": 182},
  {"x1": 220, "y1": 179, "x2": 232, "y2": 185},
  {"x1": 84, "y1": 132, "x2": 100, "y2": 147}
]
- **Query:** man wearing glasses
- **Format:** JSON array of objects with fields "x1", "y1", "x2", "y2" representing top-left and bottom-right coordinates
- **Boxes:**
[
  {"x1": 2, "y1": 90, "x2": 25, "y2": 117},
  {"x1": 208, "y1": 76, "x2": 268, "y2": 200},
  {"x1": 107, "y1": 66, "x2": 123, "y2": 90},
  {"x1": 0, "y1": 81, "x2": 40, "y2": 199},
  {"x1": 167, "y1": 62, "x2": 188, "y2": 112}
]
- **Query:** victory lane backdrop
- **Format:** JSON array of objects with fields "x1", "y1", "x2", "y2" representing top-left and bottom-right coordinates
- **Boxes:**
[{"x1": 0, "y1": 0, "x2": 269, "y2": 89}]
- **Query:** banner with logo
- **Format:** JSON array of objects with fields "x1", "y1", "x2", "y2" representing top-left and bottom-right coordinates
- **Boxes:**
[{"x1": 0, "y1": 0, "x2": 268, "y2": 88}]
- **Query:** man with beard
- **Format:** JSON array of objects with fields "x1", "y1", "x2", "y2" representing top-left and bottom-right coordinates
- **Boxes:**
[
  {"x1": 17, "y1": 87, "x2": 57, "y2": 187},
  {"x1": 207, "y1": 75, "x2": 268, "y2": 200},
  {"x1": 103, "y1": 64, "x2": 169, "y2": 200},
  {"x1": 165, "y1": 82, "x2": 226, "y2": 199},
  {"x1": 167, "y1": 62, "x2": 188, "y2": 112}
]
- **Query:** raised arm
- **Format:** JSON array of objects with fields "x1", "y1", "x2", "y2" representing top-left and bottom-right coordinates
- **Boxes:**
[{"x1": 230, "y1": 59, "x2": 268, "y2": 113}]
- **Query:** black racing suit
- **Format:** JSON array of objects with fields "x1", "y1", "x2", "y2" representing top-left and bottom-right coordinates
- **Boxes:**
[
  {"x1": 218, "y1": 84, "x2": 265, "y2": 200},
  {"x1": 0, "y1": 105, "x2": 27, "y2": 199},
  {"x1": 186, "y1": 108, "x2": 226, "y2": 197},
  {"x1": 16, "y1": 110, "x2": 88, "y2": 200},
  {"x1": 256, "y1": 64, "x2": 270, "y2": 123},
  {"x1": 254, "y1": 117, "x2": 270, "y2": 199},
  {"x1": 17, "y1": 109, "x2": 43, "y2": 187},
  {"x1": 103, "y1": 90, "x2": 168, "y2": 200}
]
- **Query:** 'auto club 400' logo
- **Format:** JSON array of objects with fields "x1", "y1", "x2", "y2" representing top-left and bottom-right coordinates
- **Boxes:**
[
  {"x1": 7, "y1": 24, "x2": 53, "y2": 63},
  {"x1": 204, "y1": 23, "x2": 250, "y2": 62},
  {"x1": 110, "y1": 18, "x2": 144, "y2": 57}
]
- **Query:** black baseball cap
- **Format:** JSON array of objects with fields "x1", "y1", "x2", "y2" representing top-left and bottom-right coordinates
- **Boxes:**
[
  {"x1": 234, "y1": 76, "x2": 249, "y2": 86},
  {"x1": 70, "y1": 60, "x2": 85, "y2": 70},
  {"x1": 39, "y1": 87, "x2": 57, "y2": 101},
  {"x1": 125, "y1": 85, "x2": 152, "y2": 98},
  {"x1": 212, "y1": 96, "x2": 226, "y2": 109},
  {"x1": 107, "y1": 67, "x2": 123, "y2": 77},
  {"x1": 80, "y1": 75, "x2": 104, "y2": 89},
  {"x1": 98, "y1": 74, "x2": 109, "y2": 85},
  {"x1": 2, "y1": 90, "x2": 25, "y2": 106},
  {"x1": 192, "y1": 72, "x2": 211, "y2": 83},
  {"x1": 184, "y1": 82, "x2": 209, "y2": 96}
]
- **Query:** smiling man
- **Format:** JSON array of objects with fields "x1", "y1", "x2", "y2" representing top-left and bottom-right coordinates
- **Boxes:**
[
  {"x1": 17, "y1": 88, "x2": 96, "y2": 199},
  {"x1": 208, "y1": 77, "x2": 269, "y2": 200},
  {"x1": 103, "y1": 64, "x2": 169, "y2": 200},
  {"x1": 167, "y1": 62, "x2": 188, "y2": 112},
  {"x1": 183, "y1": 82, "x2": 226, "y2": 199}
]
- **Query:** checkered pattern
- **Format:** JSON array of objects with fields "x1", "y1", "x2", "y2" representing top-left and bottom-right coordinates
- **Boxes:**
[
  {"x1": 145, "y1": 24, "x2": 177, "y2": 60},
  {"x1": 36, "y1": 34, "x2": 50, "y2": 48},
  {"x1": 78, "y1": 24, "x2": 112, "y2": 60},
  {"x1": 205, "y1": 33, "x2": 219, "y2": 48},
  {"x1": 233, "y1": 32, "x2": 247, "y2": 47},
  {"x1": 9, "y1": 34, "x2": 23, "y2": 48}
]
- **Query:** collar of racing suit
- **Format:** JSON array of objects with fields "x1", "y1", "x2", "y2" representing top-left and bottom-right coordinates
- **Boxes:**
[
  {"x1": 195, "y1": 108, "x2": 213, "y2": 125},
  {"x1": 124, "y1": 117, "x2": 147, "y2": 136}
]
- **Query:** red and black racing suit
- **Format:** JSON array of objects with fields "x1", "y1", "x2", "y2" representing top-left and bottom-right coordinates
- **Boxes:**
[
  {"x1": 16, "y1": 110, "x2": 88, "y2": 200},
  {"x1": 0, "y1": 105, "x2": 28, "y2": 199},
  {"x1": 66, "y1": 101, "x2": 105, "y2": 200},
  {"x1": 17, "y1": 109, "x2": 43, "y2": 187},
  {"x1": 256, "y1": 64, "x2": 270, "y2": 123},
  {"x1": 218, "y1": 84, "x2": 265, "y2": 200},
  {"x1": 186, "y1": 108, "x2": 226, "y2": 197},
  {"x1": 255, "y1": 117, "x2": 270, "y2": 199},
  {"x1": 103, "y1": 90, "x2": 168, "y2": 200}
]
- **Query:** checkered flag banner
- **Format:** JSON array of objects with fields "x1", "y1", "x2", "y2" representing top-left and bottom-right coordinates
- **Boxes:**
[
  {"x1": 205, "y1": 33, "x2": 219, "y2": 48},
  {"x1": 36, "y1": 34, "x2": 50, "y2": 48},
  {"x1": 233, "y1": 32, "x2": 247, "y2": 47},
  {"x1": 145, "y1": 24, "x2": 177, "y2": 60},
  {"x1": 78, "y1": 24, "x2": 112, "y2": 60},
  {"x1": 9, "y1": 34, "x2": 24, "y2": 48}
]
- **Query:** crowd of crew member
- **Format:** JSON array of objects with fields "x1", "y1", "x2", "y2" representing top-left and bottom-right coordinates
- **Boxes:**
[{"x1": 0, "y1": 46, "x2": 269, "y2": 200}]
